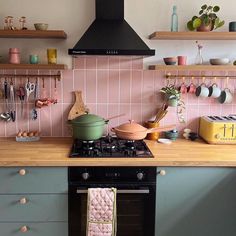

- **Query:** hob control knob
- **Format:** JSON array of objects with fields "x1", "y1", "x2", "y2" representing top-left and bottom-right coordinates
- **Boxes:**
[
  {"x1": 159, "y1": 170, "x2": 166, "y2": 176},
  {"x1": 137, "y1": 172, "x2": 144, "y2": 180},
  {"x1": 82, "y1": 172, "x2": 90, "y2": 180},
  {"x1": 215, "y1": 133, "x2": 221, "y2": 139}
]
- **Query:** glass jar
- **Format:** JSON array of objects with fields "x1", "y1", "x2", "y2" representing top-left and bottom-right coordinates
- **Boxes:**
[{"x1": 9, "y1": 48, "x2": 20, "y2": 64}]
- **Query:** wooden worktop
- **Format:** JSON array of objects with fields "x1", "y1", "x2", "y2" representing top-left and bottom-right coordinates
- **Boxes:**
[{"x1": 0, "y1": 137, "x2": 236, "y2": 167}]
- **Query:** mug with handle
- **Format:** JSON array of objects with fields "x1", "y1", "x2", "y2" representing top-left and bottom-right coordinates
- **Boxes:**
[
  {"x1": 218, "y1": 88, "x2": 233, "y2": 104},
  {"x1": 208, "y1": 83, "x2": 221, "y2": 98},
  {"x1": 195, "y1": 83, "x2": 209, "y2": 97}
]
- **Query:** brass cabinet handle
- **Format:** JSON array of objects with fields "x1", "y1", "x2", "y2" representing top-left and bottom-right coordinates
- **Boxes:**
[
  {"x1": 19, "y1": 169, "x2": 26, "y2": 176},
  {"x1": 19, "y1": 197, "x2": 27, "y2": 205},
  {"x1": 158, "y1": 170, "x2": 166, "y2": 176},
  {"x1": 20, "y1": 226, "x2": 28, "y2": 233}
]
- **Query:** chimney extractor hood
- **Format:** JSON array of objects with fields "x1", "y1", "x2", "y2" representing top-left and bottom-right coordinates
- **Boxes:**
[{"x1": 68, "y1": 0, "x2": 155, "y2": 56}]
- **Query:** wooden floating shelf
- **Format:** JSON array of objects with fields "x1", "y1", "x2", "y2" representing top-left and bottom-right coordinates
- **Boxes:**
[
  {"x1": 149, "y1": 31, "x2": 236, "y2": 40},
  {"x1": 0, "y1": 29, "x2": 67, "y2": 39},
  {"x1": 0, "y1": 64, "x2": 67, "y2": 70},
  {"x1": 149, "y1": 65, "x2": 236, "y2": 71}
]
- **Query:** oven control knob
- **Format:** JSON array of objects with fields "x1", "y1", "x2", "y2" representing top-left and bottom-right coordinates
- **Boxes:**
[
  {"x1": 137, "y1": 172, "x2": 144, "y2": 180},
  {"x1": 82, "y1": 172, "x2": 90, "y2": 180},
  {"x1": 215, "y1": 133, "x2": 221, "y2": 139}
]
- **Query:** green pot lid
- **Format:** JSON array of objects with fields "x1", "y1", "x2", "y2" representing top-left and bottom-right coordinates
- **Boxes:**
[{"x1": 71, "y1": 113, "x2": 105, "y2": 125}]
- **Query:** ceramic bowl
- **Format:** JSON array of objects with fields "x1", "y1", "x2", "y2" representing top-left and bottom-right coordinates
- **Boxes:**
[
  {"x1": 34, "y1": 23, "x2": 49, "y2": 30},
  {"x1": 163, "y1": 57, "x2": 177, "y2": 65},
  {"x1": 164, "y1": 130, "x2": 179, "y2": 140},
  {"x1": 209, "y1": 58, "x2": 230, "y2": 65}
]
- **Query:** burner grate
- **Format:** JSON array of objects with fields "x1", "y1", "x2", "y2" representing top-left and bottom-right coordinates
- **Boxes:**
[{"x1": 69, "y1": 137, "x2": 153, "y2": 158}]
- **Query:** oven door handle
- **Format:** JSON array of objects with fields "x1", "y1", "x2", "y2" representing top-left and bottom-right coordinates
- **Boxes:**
[{"x1": 76, "y1": 189, "x2": 150, "y2": 194}]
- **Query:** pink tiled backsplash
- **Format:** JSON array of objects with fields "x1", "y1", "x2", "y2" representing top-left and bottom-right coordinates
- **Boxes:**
[{"x1": 1, "y1": 56, "x2": 236, "y2": 137}]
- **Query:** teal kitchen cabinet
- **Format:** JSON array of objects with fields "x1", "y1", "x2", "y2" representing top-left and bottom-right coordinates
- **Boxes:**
[
  {"x1": 155, "y1": 167, "x2": 236, "y2": 236},
  {"x1": 0, "y1": 167, "x2": 68, "y2": 236}
]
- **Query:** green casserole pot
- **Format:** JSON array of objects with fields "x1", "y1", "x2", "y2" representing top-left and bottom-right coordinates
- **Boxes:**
[{"x1": 69, "y1": 113, "x2": 108, "y2": 140}]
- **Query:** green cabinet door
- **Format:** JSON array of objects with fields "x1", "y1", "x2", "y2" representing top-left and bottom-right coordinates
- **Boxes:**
[
  {"x1": 0, "y1": 222, "x2": 68, "y2": 236},
  {"x1": 156, "y1": 167, "x2": 236, "y2": 236}
]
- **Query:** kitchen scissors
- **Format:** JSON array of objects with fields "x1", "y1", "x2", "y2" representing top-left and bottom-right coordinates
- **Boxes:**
[{"x1": 25, "y1": 79, "x2": 35, "y2": 101}]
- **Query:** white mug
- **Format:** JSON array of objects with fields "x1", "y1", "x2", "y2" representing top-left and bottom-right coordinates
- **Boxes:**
[
  {"x1": 218, "y1": 88, "x2": 233, "y2": 104},
  {"x1": 208, "y1": 83, "x2": 221, "y2": 98},
  {"x1": 195, "y1": 83, "x2": 209, "y2": 97}
]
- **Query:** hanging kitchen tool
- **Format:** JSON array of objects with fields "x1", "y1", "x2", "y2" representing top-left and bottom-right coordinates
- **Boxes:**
[
  {"x1": 25, "y1": 78, "x2": 35, "y2": 101},
  {"x1": 16, "y1": 86, "x2": 25, "y2": 117},
  {"x1": 68, "y1": 91, "x2": 89, "y2": 120},
  {"x1": 53, "y1": 77, "x2": 58, "y2": 103},
  {"x1": 31, "y1": 77, "x2": 39, "y2": 121},
  {"x1": 9, "y1": 78, "x2": 16, "y2": 122},
  {"x1": 111, "y1": 120, "x2": 176, "y2": 140},
  {"x1": 1, "y1": 78, "x2": 11, "y2": 122},
  {"x1": 41, "y1": 77, "x2": 47, "y2": 98}
]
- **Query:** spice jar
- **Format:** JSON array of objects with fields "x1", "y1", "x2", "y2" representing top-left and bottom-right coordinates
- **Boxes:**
[{"x1": 9, "y1": 48, "x2": 20, "y2": 64}]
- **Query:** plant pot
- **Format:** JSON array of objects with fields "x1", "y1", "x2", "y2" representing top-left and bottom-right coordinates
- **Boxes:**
[
  {"x1": 167, "y1": 98, "x2": 178, "y2": 107},
  {"x1": 197, "y1": 21, "x2": 213, "y2": 32}
]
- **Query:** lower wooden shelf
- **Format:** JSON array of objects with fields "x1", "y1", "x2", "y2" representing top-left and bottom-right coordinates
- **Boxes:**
[
  {"x1": 0, "y1": 64, "x2": 67, "y2": 70},
  {"x1": 149, "y1": 65, "x2": 236, "y2": 71}
]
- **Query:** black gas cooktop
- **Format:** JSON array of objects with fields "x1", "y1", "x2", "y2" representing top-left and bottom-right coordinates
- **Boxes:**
[{"x1": 69, "y1": 136, "x2": 153, "y2": 158}]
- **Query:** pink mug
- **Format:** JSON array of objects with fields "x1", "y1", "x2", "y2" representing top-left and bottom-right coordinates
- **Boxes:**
[
  {"x1": 187, "y1": 83, "x2": 196, "y2": 94},
  {"x1": 179, "y1": 83, "x2": 187, "y2": 94},
  {"x1": 177, "y1": 56, "x2": 187, "y2": 65}
]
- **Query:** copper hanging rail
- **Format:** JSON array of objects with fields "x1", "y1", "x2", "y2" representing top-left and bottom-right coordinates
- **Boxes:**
[
  {"x1": 165, "y1": 73, "x2": 235, "y2": 79},
  {"x1": 0, "y1": 71, "x2": 62, "y2": 81}
]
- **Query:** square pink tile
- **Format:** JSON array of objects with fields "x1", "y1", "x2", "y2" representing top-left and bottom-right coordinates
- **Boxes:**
[
  {"x1": 108, "y1": 70, "x2": 119, "y2": 103},
  {"x1": 142, "y1": 70, "x2": 155, "y2": 103},
  {"x1": 74, "y1": 70, "x2": 86, "y2": 95},
  {"x1": 62, "y1": 70, "x2": 74, "y2": 103},
  {"x1": 131, "y1": 70, "x2": 142, "y2": 103},
  {"x1": 73, "y1": 57, "x2": 85, "y2": 69},
  {"x1": 51, "y1": 105, "x2": 63, "y2": 137},
  {"x1": 120, "y1": 70, "x2": 131, "y2": 103},
  {"x1": 85, "y1": 57, "x2": 97, "y2": 69},
  {"x1": 97, "y1": 56, "x2": 109, "y2": 70},
  {"x1": 132, "y1": 57, "x2": 143, "y2": 70},
  {"x1": 109, "y1": 57, "x2": 119, "y2": 69},
  {"x1": 120, "y1": 56, "x2": 132, "y2": 70},
  {"x1": 86, "y1": 70, "x2": 97, "y2": 103},
  {"x1": 97, "y1": 70, "x2": 109, "y2": 103}
]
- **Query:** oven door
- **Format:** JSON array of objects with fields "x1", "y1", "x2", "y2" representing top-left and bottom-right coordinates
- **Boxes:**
[{"x1": 69, "y1": 183, "x2": 156, "y2": 236}]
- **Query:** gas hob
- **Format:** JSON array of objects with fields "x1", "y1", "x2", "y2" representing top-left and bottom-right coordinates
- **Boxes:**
[{"x1": 69, "y1": 136, "x2": 153, "y2": 158}]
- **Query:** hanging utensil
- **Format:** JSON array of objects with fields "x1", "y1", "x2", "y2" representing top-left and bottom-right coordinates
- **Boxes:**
[
  {"x1": 16, "y1": 86, "x2": 25, "y2": 117},
  {"x1": 25, "y1": 78, "x2": 35, "y2": 101},
  {"x1": 53, "y1": 77, "x2": 58, "y2": 103},
  {"x1": 41, "y1": 77, "x2": 47, "y2": 98},
  {"x1": 9, "y1": 78, "x2": 16, "y2": 122}
]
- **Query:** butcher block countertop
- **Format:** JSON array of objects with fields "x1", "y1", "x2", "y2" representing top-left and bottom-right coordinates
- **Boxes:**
[{"x1": 0, "y1": 137, "x2": 236, "y2": 167}]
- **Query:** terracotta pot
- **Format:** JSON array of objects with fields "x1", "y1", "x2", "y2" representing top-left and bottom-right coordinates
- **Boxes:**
[
  {"x1": 111, "y1": 120, "x2": 176, "y2": 140},
  {"x1": 197, "y1": 21, "x2": 213, "y2": 32}
]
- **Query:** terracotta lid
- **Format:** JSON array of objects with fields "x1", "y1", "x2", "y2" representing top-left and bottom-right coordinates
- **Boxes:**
[{"x1": 115, "y1": 120, "x2": 147, "y2": 133}]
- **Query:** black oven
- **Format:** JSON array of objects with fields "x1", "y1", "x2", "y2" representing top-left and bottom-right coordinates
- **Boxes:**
[{"x1": 69, "y1": 167, "x2": 156, "y2": 236}]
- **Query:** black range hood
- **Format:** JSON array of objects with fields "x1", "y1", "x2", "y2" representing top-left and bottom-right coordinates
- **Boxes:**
[{"x1": 68, "y1": 0, "x2": 155, "y2": 56}]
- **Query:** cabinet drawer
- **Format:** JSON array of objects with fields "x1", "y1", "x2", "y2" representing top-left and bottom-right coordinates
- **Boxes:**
[
  {"x1": 0, "y1": 194, "x2": 68, "y2": 222},
  {"x1": 0, "y1": 222, "x2": 68, "y2": 236},
  {"x1": 0, "y1": 167, "x2": 67, "y2": 194}
]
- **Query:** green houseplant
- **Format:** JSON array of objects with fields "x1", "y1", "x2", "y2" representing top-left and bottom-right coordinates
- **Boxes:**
[
  {"x1": 187, "y1": 4, "x2": 225, "y2": 31},
  {"x1": 160, "y1": 84, "x2": 185, "y2": 123},
  {"x1": 160, "y1": 84, "x2": 181, "y2": 107}
]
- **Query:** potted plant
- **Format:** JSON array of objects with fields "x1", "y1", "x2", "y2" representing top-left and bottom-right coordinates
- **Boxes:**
[
  {"x1": 187, "y1": 4, "x2": 224, "y2": 31},
  {"x1": 160, "y1": 84, "x2": 181, "y2": 107},
  {"x1": 160, "y1": 84, "x2": 186, "y2": 123}
]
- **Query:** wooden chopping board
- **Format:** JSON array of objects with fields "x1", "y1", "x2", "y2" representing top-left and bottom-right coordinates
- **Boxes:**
[{"x1": 68, "y1": 91, "x2": 89, "y2": 120}]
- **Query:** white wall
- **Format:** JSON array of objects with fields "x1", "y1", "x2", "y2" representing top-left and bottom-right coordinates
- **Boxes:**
[{"x1": 0, "y1": 0, "x2": 236, "y2": 67}]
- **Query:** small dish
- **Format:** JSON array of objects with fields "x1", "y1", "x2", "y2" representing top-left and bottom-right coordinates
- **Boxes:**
[
  {"x1": 163, "y1": 57, "x2": 177, "y2": 65},
  {"x1": 34, "y1": 23, "x2": 48, "y2": 30},
  {"x1": 157, "y1": 138, "x2": 172, "y2": 144},
  {"x1": 164, "y1": 130, "x2": 179, "y2": 140},
  {"x1": 209, "y1": 58, "x2": 230, "y2": 65}
]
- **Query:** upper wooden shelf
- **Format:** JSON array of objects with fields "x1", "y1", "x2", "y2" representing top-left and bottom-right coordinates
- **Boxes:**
[
  {"x1": 0, "y1": 29, "x2": 67, "y2": 39},
  {"x1": 0, "y1": 64, "x2": 67, "y2": 70},
  {"x1": 149, "y1": 31, "x2": 236, "y2": 40},
  {"x1": 149, "y1": 65, "x2": 236, "y2": 71}
]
